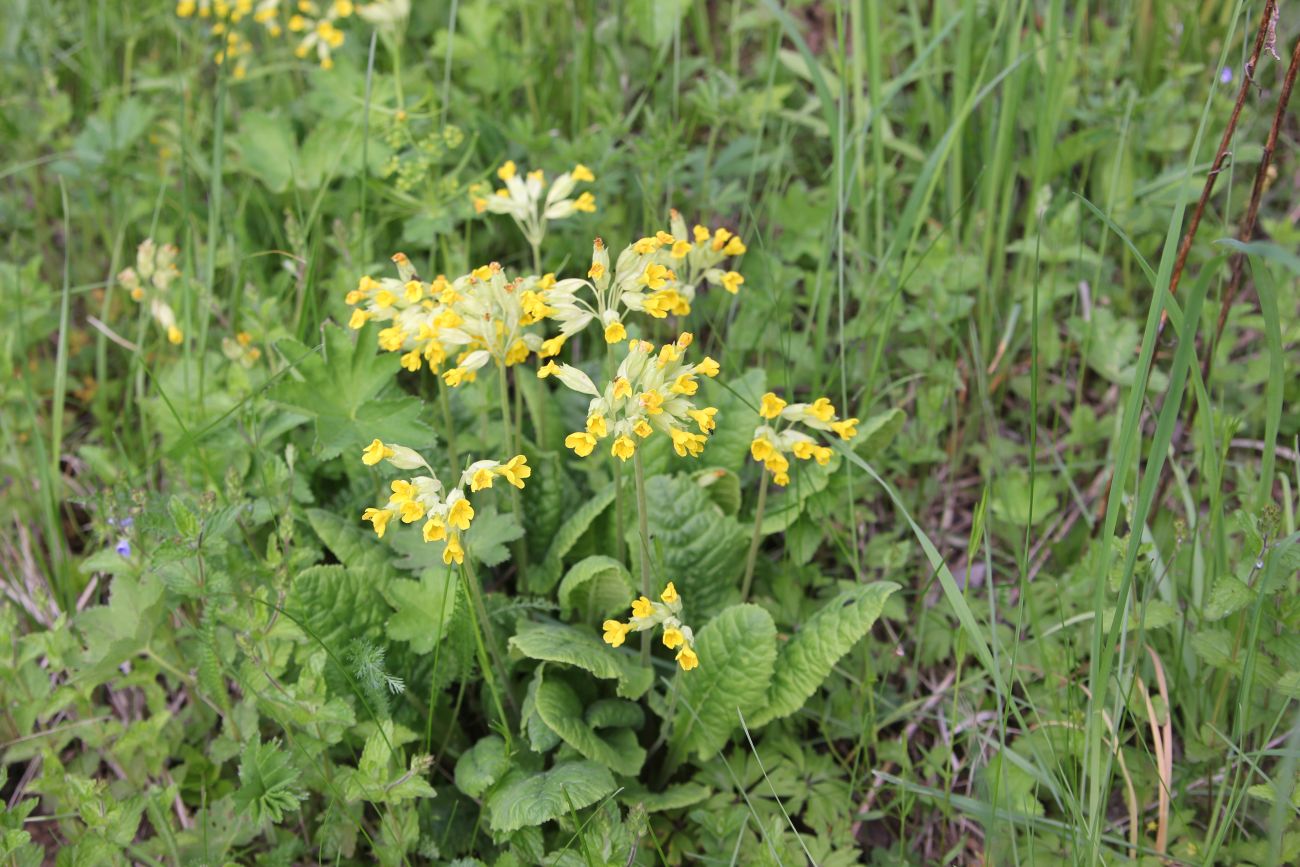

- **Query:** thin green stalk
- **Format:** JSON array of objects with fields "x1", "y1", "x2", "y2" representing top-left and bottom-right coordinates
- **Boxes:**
[
  {"x1": 496, "y1": 362, "x2": 527, "y2": 575},
  {"x1": 632, "y1": 450, "x2": 653, "y2": 666},
  {"x1": 740, "y1": 471, "x2": 769, "y2": 602},
  {"x1": 459, "y1": 562, "x2": 517, "y2": 727},
  {"x1": 438, "y1": 383, "x2": 459, "y2": 472}
]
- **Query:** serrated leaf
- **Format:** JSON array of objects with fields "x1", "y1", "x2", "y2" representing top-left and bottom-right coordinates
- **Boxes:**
[
  {"x1": 455, "y1": 735, "x2": 510, "y2": 798},
  {"x1": 385, "y1": 568, "x2": 459, "y2": 654},
  {"x1": 1191, "y1": 628, "x2": 1240, "y2": 674},
  {"x1": 619, "y1": 782, "x2": 712, "y2": 813},
  {"x1": 272, "y1": 322, "x2": 435, "y2": 459},
  {"x1": 233, "y1": 736, "x2": 306, "y2": 826},
  {"x1": 558, "y1": 556, "x2": 635, "y2": 622},
  {"x1": 759, "y1": 459, "x2": 832, "y2": 535},
  {"x1": 534, "y1": 671, "x2": 645, "y2": 774},
  {"x1": 1278, "y1": 671, "x2": 1300, "y2": 699},
  {"x1": 75, "y1": 573, "x2": 165, "y2": 681},
  {"x1": 286, "y1": 565, "x2": 390, "y2": 652},
  {"x1": 529, "y1": 484, "x2": 617, "y2": 593},
  {"x1": 671, "y1": 604, "x2": 777, "y2": 760},
  {"x1": 627, "y1": 474, "x2": 747, "y2": 618},
  {"x1": 509, "y1": 622, "x2": 653, "y2": 699},
  {"x1": 486, "y1": 761, "x2": 616, "y2": 833},
  {"x1": 750, "y1": 582, "x2": 898, "y2": 726},
  {"x1": 1204, "y1": 575, "x2": 1255, "y2": 621}
]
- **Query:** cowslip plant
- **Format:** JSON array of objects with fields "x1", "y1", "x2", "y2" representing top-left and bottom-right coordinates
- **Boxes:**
[
  {"x1": 602, "y1": 581, "x2": 700, "y2": 671},
  {"x1": 750, "y1": 390, "x2": 859, "y2": 486},
  {"x1": 176, "y1": 0, "x2": 360, "y2": 75},
  {"x1": 473, "y1": 160, "x2": 596, "y2": 270},
  {"x1": 117, "y1": 238, "x2": 184, "y2": 345}
]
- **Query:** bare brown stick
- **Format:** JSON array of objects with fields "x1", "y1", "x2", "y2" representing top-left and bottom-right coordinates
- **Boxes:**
[{"x1": 1159, "y1": 0, "x2": 1277, "y2": 336}]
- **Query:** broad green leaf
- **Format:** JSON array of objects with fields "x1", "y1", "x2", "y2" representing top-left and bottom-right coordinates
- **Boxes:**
[
  {"x1": 693, "y1": 467, "x2": 741, "y2": 515},
  {"x1": 529, "y1": 484, "x2": 617, "y2": 593},
  {"x1": 233, "y1": 110, "x2": 295, "y2": 193},
  {"x1": 853, "y1": 408, "x2": 906, "y2": 455},
  {"x1": 509, "y1": 622, "x2": 653, "y2": 699},
  {"x1": 233, "y1": 736, "x2": 306, "y2": 826},
  {"x1": 558, "y1": 556, "x2": 635, "y2": 622},
  {"x1": 487, "y1": 761, "x2": 616, "y2": 833},
  {"x1": 388, "y1": 504, "x2": 522, "y2": 570},
  {"x1": 1191, "y1": 628, "x2": 1240, "y2": 674},
  {"x1": 272, "y1": 322, "x2": 435, "y2": 459},
  {"x1": 619, "y1": 782, "x2": 712, "y2": 813},
  {"x1": 285, "y1": 565, "x2": 390, "y2": 652},
  {"x1": 308, "y1": 507, "x2": 396, "y2": 579},
  {"x1": 671, "y1": 604, "x2": 777, "y2": 761},
  {"x1": 1204, "y1": 575, "x2": 1255, "y2": 621},
  {"x1": 750, "y1": 582, "x2": 899, "y2": 726},
  {"x1": 75, "y1": 573, "x2": 165, "y2": 681},
  {"x1": 759, "y1": 458, "x2": 832, "y2": 535},
  {"x1": 522, "y1": 444, "x2": 566, "y2": 563},
  {"x1": 385, "y1": 568, "x2": 459, "y2": 654},
  {"x1": 454, "y1": 735, "x2": 509, "y2": 799},
  {"x1": 627, "y1": 474, "x2": 747, "y2": 618},
  {"x1": 696, "y1": 367, "x2": 765, "y2": 475},
  {"x1": 585, "y1": 699, "x2": 644, "y2": 731},
  {"x1": 534, "y1": 671, "x2": 645, "y2": 774}
]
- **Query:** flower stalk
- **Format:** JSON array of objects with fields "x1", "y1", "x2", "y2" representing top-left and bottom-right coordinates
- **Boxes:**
[
  {"x1": 740, "y1": 470, "x2": 769, "y2": 603},
  {"x1": 632, "y1": 450, "x2": 653, "y2": 665}
]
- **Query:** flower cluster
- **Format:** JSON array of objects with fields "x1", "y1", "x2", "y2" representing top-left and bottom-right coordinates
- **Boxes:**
[
  {"x1": 360, "y1": 439, "x2": 530, "y2": 565},
  {"x1": 538, "y1": 333, "x2": 720, "y2": 462},
  {"x1": 176, "y1": 0, "x2": 358, "y2": 75},
  {"x1": 473, "y1": 161, "x2": 596, "y2": 253},
  {"x1": 542, "y1": 210, "x2": 746, "y2": 347},
  {"x1": 118, "y1": 239, "x2": 184, "y2": 345},
  {"x1": 346, "y1": 255, "x2": 557, "y2": 386},
  {"x1": 221, "y1": 331, "x2": 263, "y2": 367},
  {"x1": 602, "y1": 582, "x2": 699, "y2": 671},
  {"x1": 749, "y1": 392, "x2": 859, "y2": 485}
]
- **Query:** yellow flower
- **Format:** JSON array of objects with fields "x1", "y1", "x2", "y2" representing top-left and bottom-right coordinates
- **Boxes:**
[
  {"x1": 813, "y1": 445, "x2": 832, "y2": 465},
  {"x1": 473, "y1": 197, "x2": 488, "y2": 213},
  {"x1": 759, "y1": 392, "x2": 787, "y2": 419},
  {"x1": 470, "y1": 467, "x2": 495, "y2": 491},
  {"x1": 565, "y1": 431, "x2": 597, "y2": 457},
  {"x1": 362, "y1": 438, "x2": 395, "y2": 465},
  {"x1": 572, "y1": 164, "x2": 595, "y2": 182},
  {"x1": 631, "y1": 596, "x2": 654, "y2": 619},
  {"x1": 539, "y1": 334, "x2": 566, "y2": 358},
  {"x1": 692, "y1": 224, "x2": 711, "y2": 243},
  {"x1": 527, "y1": 168, "x2": 545, "y2": 183},
  {"x1": 662, "y1": 627, "x2": 685, "y2": 649},
  {"x1": 362, "y1": 507, "x2": 392, "y2": 538},
  {"x1": 348, "y1": 308, "x2": 370, "y2": 329},
  {"x1": 670, "y1": 239, "x2": 692, "y2": 258},
  {"x1": 721, "y1": 271, "x2": 744, "y2": 294},
  {"x1": 537, "y1": 360, "x2": 560, "y2": 379},
  {"x1": 611, "y1": 435, "x2": 636, "y2": 461},
  {"x1": 378, "y1": 326, "x2": 406, "y2": 351},
  {"x1": 471, "y1": 264, "x2": 494, "y2": 281},
  {"x1": 422, "y1": 516, "x2": 446, "y2": 542},
  {"x1": 661, "y1": 582, "x2": 679, "y2": 604},
  {"x1": 602, "y1": 619, "x2": 631, "y2": 647},
  {"x1": 587, "y1": 415, "x2": 608, "y2": 437},
  {"x1": 669, "y1": 428, "x2": 706, "y2": 458},
  {"x1": 496, "y1": 455, "x2": 531, "y2": 488},
  {"x1": 633, "y1": 419, "x2": 653, "y2": 438},
  {"x1": 670, "y1": 373, "x2": 697, "y2": 396},
  {"x1": 792, "y1": 442, "x2": 817, "y2": 461},
  {"x1": 640, "y1": 263, "x2": 670, "y2": 290},
  {"x1": 403, "y1": 280, "x2": 423, "y2": 302},
  {"x1": 764, "y1": 452, "x2": 790, "y2": 476},
  {"x1": 723, "y1": 236, "x2": 747, "y2": 256},
  {"x1": 613, "y1": 378, "x2": 632, "y2": 399},
  {"x1": 574, "y1": 192, "x2": 596, "y2": 213},
  {"x1": 399, "y1": 499, "x2": 425, "y2": 523},
  {"x1": 694, "y1": 356, "x2": 720, "y2": 377},
  {"x1": 497, "y1": 160, "x2": 517, "y2": 181},
  {"x1": 603, "y1": 321, "x2": 626, "y2": 343},
  {"x1": 773, "y1": 471, "x2": 790, "y2": 486},
  {"x1": 374, "y1": 289, "x2": 397, "y2": 308},
  {"x1": 750, "y1": 437, "x2": 775, "y2": 462},
  {"x1": 588, "y1": 262, "x2": 606, "y2": 280},
  {"x1": 687, "y1": 407, "x2": 717, "y2": 433},
  {"x1": 400, "y1": 350, "x2": 422, "y2": 371},
  {"x1": 639, "y1": 390, "x2": 664, "y2": 415},
  {"x1": 167, "y1": 325, "x2": 184, "y2": 345},
  {"x1": 632, "y1": 236, "x2": 661, "y2": 255},
  {"x1": 447, "y1": 498, "x2": 474, "y2": 531},
  {"x1": 657, "y1": 343, "x2": 682, "y2": 366},
  {"x1": 832, "y1": 417, "x2": 859, "y2": 439},
  {"x1": 443, "y1": 535, "x2": 464, "y2": 565},
  {"x1": 711, "y1": 227, "x2": 733, "y2": 251},
  {"x1": 505, "y1": 339, "x2": 530, "y2": 366},
  {"x1": 809, "y1": 397, "x2": 836, "y2": 421},
  {"x1": 676, "y1": 645, "x2": 699, "y2": 671},
  {"x1": 443, "y1": 367, "x2": 469, "y2": 387}
]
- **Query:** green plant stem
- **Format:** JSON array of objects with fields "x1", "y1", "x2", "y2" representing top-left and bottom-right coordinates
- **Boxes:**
[
  {"x1": 459, "y1": 562, "x2": 517, "y2": 726},
  {"x1": 496, "y1": 363, "x2": 528, "y2": 576},
  {"x1": 632, "y1": 450, "x2": 653, "y2": 666},
  {"x1": 740, "y1": 471, "x2": 770, "y2": 602},
  {"x1": 438, "y1": 383, "x2": 459, "y2": 472}
]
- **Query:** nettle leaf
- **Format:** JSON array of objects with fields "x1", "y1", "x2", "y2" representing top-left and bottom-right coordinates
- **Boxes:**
[
  {"x1": 385, "y1": 568, "x2": 459, "y2": 654},
  {"x1": 341, "y1": 721, "x2": 436, "y2": 805},
  {"x1": 558, "y1": 556, "x2": 635, "y2": 622},
  {"x1": 272, "y1": 322, "x2": 435, "y2": 459},
  {"x1": 509, "y1": 622, "x2": 653, "y2": 699},
  {"x1": 750, "y1": 582, "x2": 899, "y2": 727},
  {"x1": 486, "y1": 761, "x2": 616, "y2": 833},
  {"x1": 233, "y1": 736, "x2": 306, "y2": 826},
  {"x1": 454, "y1": 735, "x2": 510, "y2": 799},
  {"x1": 1204, "y1": 575, "x2": 1256, "y2": 621},
  {"x1": 628, "y1": 474, "x2": 747, "y2": 618},
  {"x1": 529, "y1": 484, "x2": 617, "y2": 593},
  {"x1": 286, "y1": 565, "x2": 390, "y2": 652},
  {"x1": 534, "y1": 671, "x2": 646, "y2": 775},
  {"x1": 696, "y1": 367, "x2": 765, "y2": 475},
  {"x1": 671, "y1": 604, "x2": 777, "y2": 761},
  {"x1": 75, "y1": 572, "x2": 165, "y2": 680}
]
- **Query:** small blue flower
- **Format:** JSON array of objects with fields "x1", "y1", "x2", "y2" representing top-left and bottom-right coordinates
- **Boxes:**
[
  {"x1": 1220, "y1": 66, "x2": 1233, "y2": 84},
  {"x1": 115, "y1": 538, "x2": 131, "y2": 558}
]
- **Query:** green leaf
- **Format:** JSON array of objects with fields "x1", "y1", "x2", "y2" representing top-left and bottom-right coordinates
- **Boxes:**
[
  {"x1": 486, "y1": 762, "x2": 616, "y2": 833},
  {"x1": 696, "y1": 367, "x2": 765, "y2": 475},
  {"x1": 627, "y1": 474, "x2": 747, "y2": 618},
  {"x1": 522, "y1": 444, "x2": 567, "y2": 563},
  {"x1": 385, "y1": 568, "x2": 459, "y2": 654},
  {"x1": 1191, "y1": 628, "x2": 1240, "y2": 674},
  {"x1": 529, "y1": 484, "x2": 617, "y2": 593},
  {"x1": 272, "y1": 322, "x2": 435, "y2": 460},
  {"x1": 585, "y1": 699, "x2": 644, "y2": 731},
  {"x1": 619, "y1": 782, "x2": 712, "y2": 813},
  {"x1": 853, "y1": 408, "x2": 906, "y2": 455},
  {"x1": 509, "y1": 622, "x2": 653, "y2": 700},
  {"x1": 454, "y1": 735, "x2": 510, "y2": 799},
  {"x1": 1204, "y1": 575, "x2": 1256, "y2": 621},
  {"x1": 750, "y1": 582, "x2": 899, "y2": 726},
  {"x1": 387, "y1": 504, "x2": 522, "y2": 570},
  {"x1": 286, "y1": 565, "x2": 390, "y2": 652},
  {"x1": 557, "y1": 556, "x2": 635, "y2": 622},
  {"x1": 233, "y1": 736, "x2": 306, "y2": 826},
  {"x1": 693, "y1": 467, "x2": 741, "y2": 515},
  {"x1": 233, "y1": 110, "x2": 295, "y2": 193},
  {"x1": 308, "y1": 507, "x2": 397, "y2": 579},
  {"x1": 671, "y1": 604, "x2": 777, "y2": 760},
  {"x1": 534, "y1": 671, "x2": 646, "y2": 774},
  {"x1": 75, "y1": 573, "x2": 165, "y2": 681}
]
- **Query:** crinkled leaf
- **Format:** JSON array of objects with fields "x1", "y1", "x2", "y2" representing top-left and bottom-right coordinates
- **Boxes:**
[
  {"x1": 693, "y1": 467, "x2": 742, "y2": 515},
  {"x1": 558, "y1": 556, "x2": 635, "y2": 622},
  {"x1": 529, "y1": 484, "x2": 617, "y2": 593},
  {"x1": 671, "y1": 604, "x2": 777, "y2": 760},
  {"x1": 285, "y1": 565, "x2": 390, "y2": 652},
  {"x1": 1204, "y1": 575, "x2": 1255, "y2": 621},
  {"x1": 308, "y1": 507, "x2": 397, "y2": 579},
  {"x1": 522, "y1": 444, "x2": 567, "y2": 563},
  {"x1": 75, "y1": 573, "x2": 165, "y2": 681},
  {"x1": 750, "y1": 582, "x2": 898, "y2": 726},
  {"x1": 385, "y1": 568, "x2": 459, "y2": 654},
  {"x1": 455, "y1": 735, "x2": 509, "y2": 799},
  {"x1": 585, "y1": 699, "x2": 644, "y2": 731},
  {"x1": 486, "y1": 761, "x2": 616, "y2": 833},
  {"x1": 509, "y1": 622, "x2": 652, "y2": 699},
  {"x1": 619, "y1": 782, "x2": 712, "y2": 813},
  {"x1": 853, "y1": 408, "x2": 906, "y2": 456},
  {"x1": 534, "y1": 672, "x2": 645, "y2": 774}
]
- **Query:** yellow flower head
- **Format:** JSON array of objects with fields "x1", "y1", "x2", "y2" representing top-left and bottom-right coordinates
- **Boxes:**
[
  {"x1": 443, "y1": 535, "x2": 464, "y2": 565},
  {"x1": 669, "y1": 427, "x2": 707, "y2": 458},
  {"x1": 497, "y1": 160, "x2": 517, "y2": 181},
  {"x1": 470, "y1": 467, "x2": 495, "y2": 491},
  {"x1": 721, "y1": 271, "x2": 744, "y2": 294},
  {"x1": 640, "y1": 263, "x2": 671, "y2": 290},
  {"x1": 572, "y1": 163, "x2": 595, "y2": 182},
  {"x1": 631, "y1": 596, "x2": 654, "y2": 619},
  {"x1": 362, "y1": 507, "x2": 393, "y2": 538},
  {"x1": 573, "y1": 192, "x2": 596, "y2": 213},
  {"x1": 676, "y1": 645, "x2": 699, "y2": 671},
  {"x1": 750, "y1": 437, "x2": 775, "y2": 462},
  {"x1": 688, "y1": 407, "x2": 717, "y2": 433},
  {"x1": 565, "y1": 431, "x2": 598, "y2": 457},
  {"x1": 809, "y1": 397, "x2": 836, "y2": 421},
  {"x1": 613, "y1": 378, "x2": 632, "y2": 399},
  {"x1": 660, "y1": 582, "x2": 679, "y2": 605},
  {"x1": 662, "y1": 626, "x2": 685, "y2": 650},
  {"x1": 586, "y1": 414, "x2": 608, "y2": 438},
  {"x1": 602, "y1": 619, "x2": 631, "y2": 647},
  {"x1": 362, "y1": 438, "x2": 395, "y2": 466},
  {"x1": 694, "y1": 357, "x2": 720, "y2": 378},
  {"x1": 496, "y1": 454, "x2": 531, "y2": 488},
  {"x1": 832, "y1": 418, "x2": 859, "y2": 439},
  {"x1": 759, "y1": 392, "x2": 787, "y2": 419},
  {"x1": 611, "y1": 435, "x2": 636, "y2": 461},
  {"x1": 447, "y1": 498, "x2": 474, "y2": 531},
  {"x1": 603, "y1": 321, "x2": 627, "y2": 343}
]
